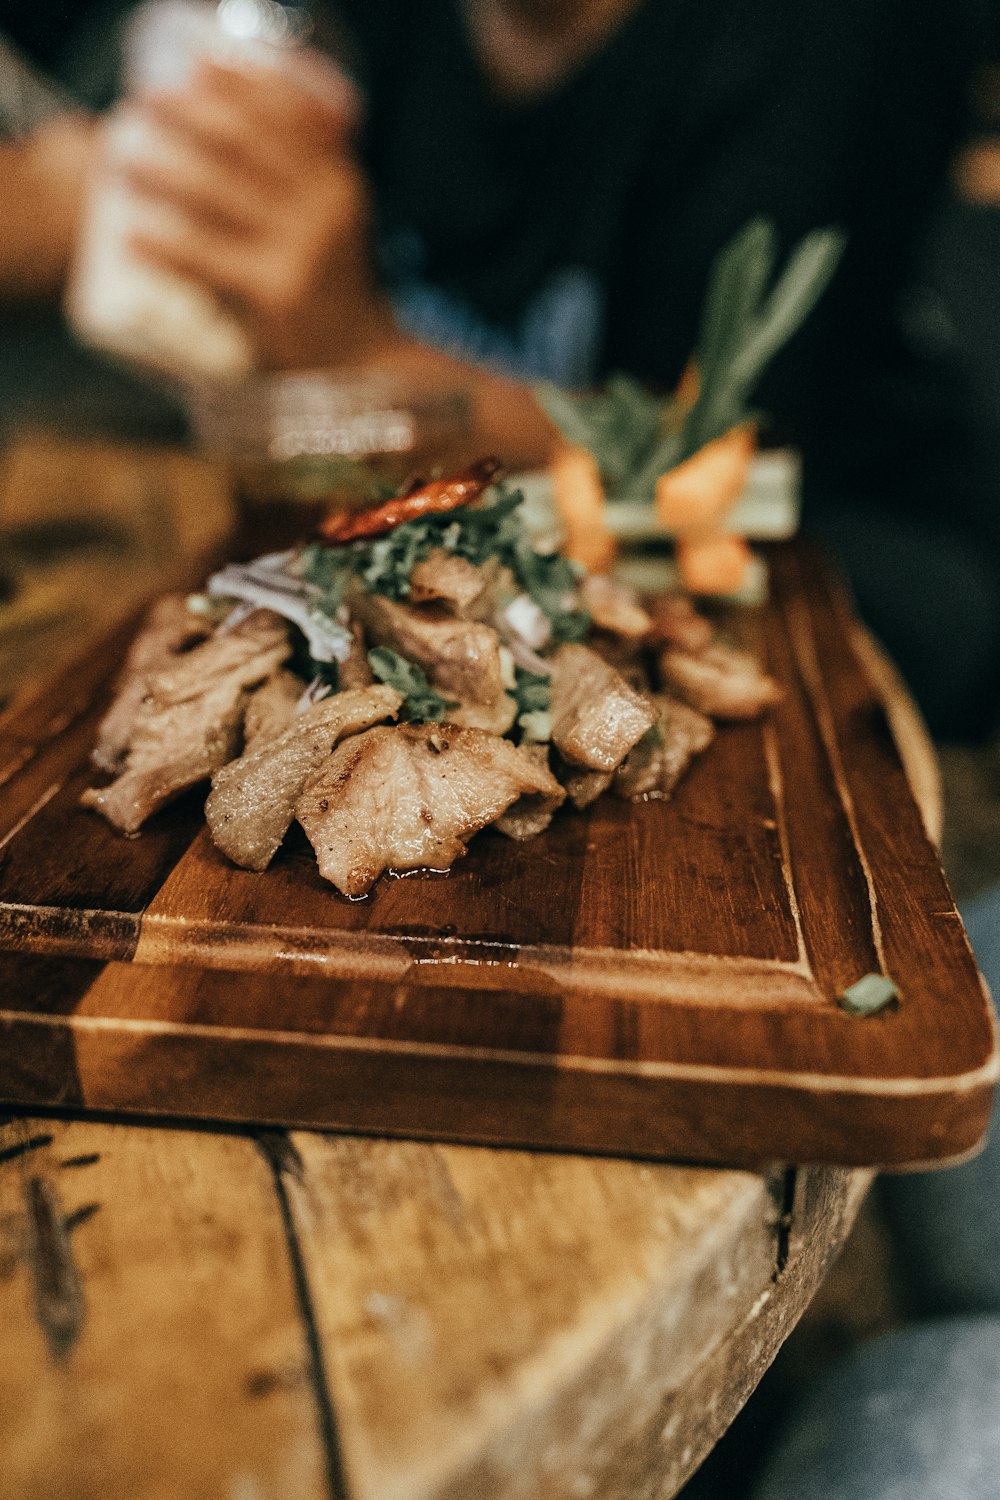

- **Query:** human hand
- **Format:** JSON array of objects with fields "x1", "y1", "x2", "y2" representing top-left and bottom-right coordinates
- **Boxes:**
[{"x1": 113, "y1": 57, "x2": 395, "y2": 369}]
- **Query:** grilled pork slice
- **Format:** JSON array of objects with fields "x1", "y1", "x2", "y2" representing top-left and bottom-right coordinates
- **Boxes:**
[
  {"x1": 549, "y1": 645, "x2": 657, "y2": 772},
  {"x1": 580, "y1": 575, "x2": 652, "y2": 639},
  {"x1": 559, "y1": 766, "x2": 612, "y2": 810},
  {"x1": 82, "y1": 611, "x2": 289, "y2": 834},
  {"x1": 494, "y1": 742, "x2": 566, "y2": 840},
  {"x1": 243, "y1": 669, "x2": 304, "y2": 748},
  {"x1": 647, "y1": 595, "x2": 714, "y2": 653},
  {"x1": 409, "y1": 550, "x2": 492, "y2": 615},
  {"x1": 206, "y1": 684, "x2": 403, "y2": 871},
  {"x1": 659, "y1": 642, "x2": 782, "y2": 720},
  {"x1": 297, "y1": 723, "x2": 563, "y2": 897},
  {"x1": 614, "y1": 695, "x2": 715, "y2": 799},
  {"x1": 356, "y1": 594, "x2": 517, "y2": 735},
  {"x1": 91, "y1": 595, "x2": 211, "y2": 772}
]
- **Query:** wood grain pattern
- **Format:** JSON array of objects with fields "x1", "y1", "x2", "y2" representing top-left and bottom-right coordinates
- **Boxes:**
[
  {"x1": 0, "y1": 1115, "x2": 329, "y2": 1500},
  {"x1": 0, "y1": 440, "x2": 877, "y2": 1500},
  {"x1": 0, "y1": 436, "x2": 234, "y2": 713},
  {"x1": 289, "y1": 1137, "x2": 777, "y2": 1500},
  {"x1": 0, "y1": 1106, "x2": 868, "y2": 1500},
  {"x1": 0, "y1": 544, "x2": 993, "y2": 1166}
]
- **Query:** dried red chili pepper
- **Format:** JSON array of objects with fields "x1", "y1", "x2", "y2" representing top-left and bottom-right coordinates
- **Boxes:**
[{"x1": 317, "y1": 458, "x2": 503, "y2": 544}]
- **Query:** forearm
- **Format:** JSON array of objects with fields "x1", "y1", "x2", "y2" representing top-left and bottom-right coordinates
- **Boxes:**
[
  {"x1": 0, "y1": 151, "x2": 67, "y2": 299},
  {"x1": 0, "y1": 116, "x2": 94, "y2": 302}
]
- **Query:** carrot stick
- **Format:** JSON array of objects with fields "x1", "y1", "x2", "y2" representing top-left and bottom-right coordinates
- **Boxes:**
[
  {"x1": 655, "y1": 423, "x2": 755, "y2": 532},
  {"x1": 676, "y1": 534, "x2": 752, "y2": 595},
  {"x1": 550, "y1": 445, "x2": 616, "y2": 574}
]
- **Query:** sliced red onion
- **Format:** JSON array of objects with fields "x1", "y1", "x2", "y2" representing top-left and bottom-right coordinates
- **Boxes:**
[
  {"x1": 207, "y1": 562, "x2": 353, "y2": 663},
  {"x1": 500, "y1": 593, "x2": 551, "y2": 650},
  {"x1": 502, "y1": 631, "x2": 552, "y2": 677},
  {"x1": 296, "y1": 677, "x2": 334, "y2": 711}
]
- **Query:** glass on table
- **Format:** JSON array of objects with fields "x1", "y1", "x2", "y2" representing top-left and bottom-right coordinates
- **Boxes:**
[{"x1": 184, "y1": 369, "x2": 473, "y2": 531}]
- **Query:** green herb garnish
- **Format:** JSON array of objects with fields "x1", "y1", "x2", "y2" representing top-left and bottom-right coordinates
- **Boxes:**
[
  {"x1": 513, "y1": 667, "x2": 553, "y2": 741},
  {"x1": 296, "y1": 543, "x2": 353, "y2": 607},
  {"x1": 367, "y1": 647, "x2": 457, "y2": 723},
  {"x1": 838, "y1": 974, "x2": 900, "y2": 1017},
  {"x1": 513, "y1": 668, "x2": 551, "y2": 717},
  {"x1": 299, "y1": 486, "x2": 589, "y2": 644},
  {"x1": 536, "y1": 218, "x2": 846, "y2": 504}
]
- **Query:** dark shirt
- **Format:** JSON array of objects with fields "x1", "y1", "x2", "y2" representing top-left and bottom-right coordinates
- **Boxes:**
[
  {"x1": 0, "y1": 0, "x2": 991, "y2": 527},
  {"x1": 337, "y1": 0, "x2": 984, "y2": 522}
]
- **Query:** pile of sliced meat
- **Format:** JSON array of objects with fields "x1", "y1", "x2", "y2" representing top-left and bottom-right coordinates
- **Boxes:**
[{"x1": 84, "y1": 538, "x2": 782, "y2": 898}]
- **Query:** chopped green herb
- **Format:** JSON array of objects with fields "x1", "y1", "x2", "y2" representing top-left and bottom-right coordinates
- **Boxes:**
[
  {"x1": 301, "y1": 484, "x2": 588, "y2": 644},
  {"x1": 514, "y1": 668, "x2": 550, "y2": 717},
  {"x1": 838, "y1": 973, "x2": 900, "y2": 1017},
  {"x1": 296, "y1": 543, "x2": 353, "y2": 608},
  {"x1": 508, "y1": 536, "x2": 590, "y2": 642},
  {"x1": 367, "y1": 647, "x2": 457, "y2": 723},
  {"x1": 536, "y1": 219, "x2": 846, "y2": 503},
  {"x1": 358, "y1": 521, "x2": 437, "y2": 599},
  {"x1": 513, "y1": 669, "x2": 552, "y2": 741}
]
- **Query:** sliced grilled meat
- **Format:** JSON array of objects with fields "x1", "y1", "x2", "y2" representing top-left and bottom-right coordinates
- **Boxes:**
[
  {"x1": 614, "y1": 696, "x2": 715, "y2": 799},
  {"x1": 356, "y1": 593, "x2": 517, "y2": 735},
  {"x1": 647, "y1": 595, "x2": 715, "y2": 653},
  {"x1": 549, "y1": 644, "x2": 656, "y2": 772},
  {"x1": 659, "y1": 642, "x2": 782, "y2": 720},
  {"x1": 338, "y1": 619, "x2": 374, "y2": 689},
  {"x1": 207, "y1": 684, "x2": 402, "y2": 871},
  {"x1": 243, "y1": 669, "x2": 304, "y2": 748},
  {"x1": 91, "y1": 595, "x2": 211, "y2": 772},
  {"x1": 580, "y1": 575, "x2": 652, "y2": 639},
  {"x1": 297, "y1": 722, "x2": 563, "y2": 896},
  {"x1": 82, "y1": 611, "x2": 289, "y2": 833},
  {"x1": 494, "y1": 742, "x2": 566, "y2": 840},
  {"x1": 559, "y1": 766, "x2": 612, "y2": 809},
  {"x1": 409, "y1": 550, "x2": 492, "y2": 615}
]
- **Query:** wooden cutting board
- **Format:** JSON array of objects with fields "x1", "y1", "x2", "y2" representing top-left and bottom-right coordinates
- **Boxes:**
[{"x1": 0, "y1": 545, "x2": 994, "y2": 1167}]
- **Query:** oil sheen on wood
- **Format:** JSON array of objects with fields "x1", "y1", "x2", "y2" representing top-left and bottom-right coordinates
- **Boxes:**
[{"x1": 0, "y1": 546, "x2": 994, "y2": 1166}]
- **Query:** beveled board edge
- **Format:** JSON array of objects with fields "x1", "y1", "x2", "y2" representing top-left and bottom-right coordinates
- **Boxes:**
[{"x1": 0, "y1": 1002, "x2": 993, "y2": 1168}]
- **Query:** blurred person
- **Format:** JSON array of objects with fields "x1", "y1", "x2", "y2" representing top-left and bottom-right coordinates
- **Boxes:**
[
  {"x1": 4, "y1": 5, "x2": 1000, "y2": 1494},
  {"x1": 0, "y1": 7, "x2": 187, "y2": 440},
  {"x1": 0, "y1": 25, "x2": 98, "y2": 301},
  {"x1": 77, "y1": 0, "x2": 998, "y2": 739}
]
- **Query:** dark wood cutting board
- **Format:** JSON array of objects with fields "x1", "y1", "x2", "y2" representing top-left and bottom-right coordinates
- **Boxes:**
[{"x1": 0, "y1": 545, "x2": 994, "y2": 1167}]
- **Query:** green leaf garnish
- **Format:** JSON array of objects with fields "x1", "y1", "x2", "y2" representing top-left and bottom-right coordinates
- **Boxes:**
[
  {"x1": 536, "y1": 375, "x2": 664, "y2": 492},
  {"x1": 838, "y1": 974, "x2": 900, "y2": 1017},
  {"x1": 679, "y1": 219, "x2": 847, "y2": 461},
  {"x1": 514, "y1": 668, "x2": 550, "y2": 717},
  {"x1": 535, "y1": 217, "x2": 846, "y2": 503},
  {"x1": 367, "y1": 647, "x2": 457, "y2": 723},
  {"x1": 301, "y1": 485, "x2": 587, "y2": 645},
  {"x1": 507, "y1": 537, "x2": 590, "y2": 643},
  {"x1": 296, "y1": 543, "x2": 353, "y2": 607}
]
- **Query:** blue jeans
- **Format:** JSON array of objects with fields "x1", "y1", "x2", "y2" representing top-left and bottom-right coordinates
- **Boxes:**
[
  {"x1": 751, "y1": 1316, "x2": 1000, "y2": 1500},
  {"x1": 877, "y1": 887, "x2": 1000, "y2": 1317},
  {"x1": 751, "y1": 886, "x2": 1000, "y2": 1500}
]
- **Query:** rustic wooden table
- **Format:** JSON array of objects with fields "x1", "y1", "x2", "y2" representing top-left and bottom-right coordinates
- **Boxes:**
[{"x1": 0, "y1": 437, "x2": 941, "y2": 1500}]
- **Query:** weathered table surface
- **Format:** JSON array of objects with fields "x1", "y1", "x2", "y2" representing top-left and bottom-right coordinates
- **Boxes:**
[{"x1": 0, "y1": 437, "x2": 941, "y2": 1500}]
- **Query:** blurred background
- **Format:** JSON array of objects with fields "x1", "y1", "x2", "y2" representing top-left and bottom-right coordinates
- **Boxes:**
[
  {"x1": 5, "y1": 1, "x2": 999, "y2": 863},
  {"x1": 1, "y1": 3, "x2": 999, "y2": 1495}
]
